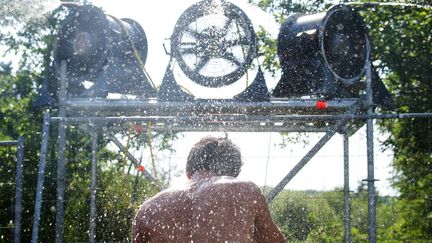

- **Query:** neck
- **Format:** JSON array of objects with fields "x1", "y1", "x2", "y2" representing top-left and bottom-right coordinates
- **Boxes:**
[{"x1": 189, "y1": 171, "x2": 218, "y2": 181}]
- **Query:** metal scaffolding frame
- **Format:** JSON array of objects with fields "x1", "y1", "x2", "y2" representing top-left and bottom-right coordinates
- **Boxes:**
[
  {"x1": 0, "y1": 137, "x2": 25, "y2": 243},
  {"x1": 29, "y1": 60, "x2": 432, "y2": 243}
]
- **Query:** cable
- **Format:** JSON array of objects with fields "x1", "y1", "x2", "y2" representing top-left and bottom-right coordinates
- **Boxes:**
[
  {"x1": 169, "y1": 58, "x2": 194, "y2": 95},
  {"x1": 109, "y1": 15, "x2": 158, "y2": 91},
  {"x1": 263, "y1": 133, "x2": 272, "y2": 193},
  {"x1": 345, "y1": 2, "x2": 432, "y2": 9},
  {"x1": 234, "y1": 20, "x2": 250, "y2": 88}
]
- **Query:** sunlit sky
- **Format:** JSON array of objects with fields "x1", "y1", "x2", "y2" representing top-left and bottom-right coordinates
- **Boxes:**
[{"x1": 85, "y1": 0, "x2": 397, "y2": 196}]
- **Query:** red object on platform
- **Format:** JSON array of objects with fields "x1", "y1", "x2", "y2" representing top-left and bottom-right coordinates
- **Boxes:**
[
  {"x1": 137, "y1": 165, "x2": 145, "y2": 172},
  {"x1": 315, "y1": 100, "x2": 328, "y2": 110},
  {"x1": 133, "y1": 124, "x2": 144, "y2": 134}
]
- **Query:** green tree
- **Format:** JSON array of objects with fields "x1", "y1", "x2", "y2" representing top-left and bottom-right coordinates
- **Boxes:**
[
  {"x1": 364, "y1": 4, "x2": 432, "y2": 240},
  {"x1": 0, "y1": 65, "x2": 44, "y2": 242},
  {"x1": 269, "y1": 187, "x2": 401, "y2": 242},
  {"x1": 1, "y1": 1, "x2": 78, "y2": 241},
  {"x1": 1, "y1": 1, "x2": 177, "y2": 241},
  {"x1": 305, "y1": 191, "x2": 345, "y2": 242},
  {"x1": 270, "y1": 190, "x2": 314, "y2": 241},
  {"x1": 252, "y1": 0, "x2": 431, "y2": 240},
  {"x1": 60, "y1": 130, "x2": 160, "y2": 242}
]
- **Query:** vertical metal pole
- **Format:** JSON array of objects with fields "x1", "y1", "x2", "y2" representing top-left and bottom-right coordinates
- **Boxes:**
[
  {"x1": 31, "y1": 111, "x2": 51, "y2": 243},
  {"x1": 13, "y1": 137, "x2": 25, "y2": 243},
  {"x1": 89, "y1": 130, "x2": 98, "y2": 243},
  {"x1": 55, "y1": 61, "x2": 68, "y2": 243},
  {"x1": 366, "y1": 58, "x2": 377, "y2": 242},
  {"x1": 343, "y1": 134, "x2": 351, "y2": 243}
]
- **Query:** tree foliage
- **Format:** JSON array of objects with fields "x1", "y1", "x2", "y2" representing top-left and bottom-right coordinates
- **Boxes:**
[
  {"x1": 270, "y1": 185, "x2": 405, "y2": 242},
  {"x1": 1, "y1": 0, "x2": 431, "y2": 241},
  {"x1": 252, "y1": 0, "x2": 431, "y2": 240},
  {"x1": 0, "y1": 60, "x2": 44, "y2": 243},
  {"x1": 365, "y1": 5, "x2": 432, "y2": 240},
  {"x1": 0, "y1": 1, "x2": 175, "y2": 242}
]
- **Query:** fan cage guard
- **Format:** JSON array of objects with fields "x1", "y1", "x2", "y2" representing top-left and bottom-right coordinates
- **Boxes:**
[
  {"x1": 320, "y1": 4, "x2": 370, "y2": 86},
  {"x1": 171, "y1": 0, "x2": 257, "y2": 88},
  {"x1": 54, "y1": 5, "x2": 111, "y2": 81}
]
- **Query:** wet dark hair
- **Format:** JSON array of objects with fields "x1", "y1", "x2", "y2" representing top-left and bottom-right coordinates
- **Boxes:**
[{"x1": 186, "y1": 136, "x2": 242, "y2": 177}]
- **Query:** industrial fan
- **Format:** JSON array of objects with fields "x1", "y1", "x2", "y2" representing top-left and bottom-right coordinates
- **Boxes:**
[
  {"x1": 51, "y1": 4, "x2": 156, "y2": 99},
  {"x1": 158, "y1": 0, "x2": 270, "y2": 101},
  {"x1": 273, "y1": 4, "x2": 369, "y2": 99},
  {"x1": 54, "y1": 5, "x2": 155, "y2": 97},
  {"x1": 273, "y1": 4, "x2": 393, "y2": 108}
]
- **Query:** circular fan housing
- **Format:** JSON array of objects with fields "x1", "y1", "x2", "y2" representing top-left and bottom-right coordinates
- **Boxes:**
[
  {"x1": 320, "y1": 4, "x2": 369, "y2": 85},
  {"x1": 54, "y1": 5, "x2": 111, "y2": 80},
  {"x1": 277, "y1": 5, "x2": 369, "y2": 88},
  {"x1": 54, "y1": 5, "x2": 148, "y2": 82},
  {"x1": 171, "y1": 0, "x2": 257, "y2": 88}
]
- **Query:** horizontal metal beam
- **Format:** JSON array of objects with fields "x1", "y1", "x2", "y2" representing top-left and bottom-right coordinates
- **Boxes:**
[
  {"x1": 66, "y1": 98, "x2": 359, "y2": 109},
  {"x1": 51, "y1": 117, "x2": 342, "y2": 133},
  {"x1": 53, "y1": 112, "x2": 432, "y2": 123},
  {"x1": 48, "y1": 112, "x2": 432, "y2": 133},
  {"x1": 0, "y1": 140, "x2": 18, "y2": 146},
  {"x1": 145, "y1": 125, "x2": 332, "y2": 133},
  {"x1": 66, "y1": 98, "x2": 360, "y2": 117}
]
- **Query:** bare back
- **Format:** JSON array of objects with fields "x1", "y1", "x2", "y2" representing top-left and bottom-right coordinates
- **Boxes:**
[{"x1": 133, "y1": 176, "x2": 285, "y2": 242}]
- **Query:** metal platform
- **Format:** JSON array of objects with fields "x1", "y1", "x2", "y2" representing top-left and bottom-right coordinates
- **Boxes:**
[
  {"x1": 59, "y1": 97, "x2": 365, "y2": 133},
  {"x1": 31, "y1": 60, "x2": 377, "y2": 243}
]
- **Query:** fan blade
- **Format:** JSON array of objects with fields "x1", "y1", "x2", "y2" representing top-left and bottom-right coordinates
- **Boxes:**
[
  {"x1": 185, "y1": 27, "x2": 202, "y2": 40},
  {"x1": 224, "y1": 37, "x2": 249, "y2": 48},
  {"x1": 223, "y1": 52, "x2": 242, "y2": 67},
  {"x1": 194, "y1": 56, "x2": 210, "y2": 73},
  {"x1": 179, "y1": 44, "x2": 199, "y2": 55},
  {"x1": 220, "y1": 17, "x2": 234, "y2": 36}
]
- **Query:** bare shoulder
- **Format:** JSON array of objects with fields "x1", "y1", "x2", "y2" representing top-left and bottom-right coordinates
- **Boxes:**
[
  {"x1": 218, "y1": 176, "x2": 260, "y2": 187},
  {"x1": 215, "y1": 177, "x2": 264, "y2": 196},
  {"x1": 133, "y1": 186, "x2": 192, "y2": 242},
  {"x1": 138, "y1": 186, "x2": 188, "y2": 211}
]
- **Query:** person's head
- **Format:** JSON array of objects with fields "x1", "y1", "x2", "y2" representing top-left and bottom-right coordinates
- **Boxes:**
[{"x1": 186, "y1": 136, "x2": 242, "y2": 178}]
